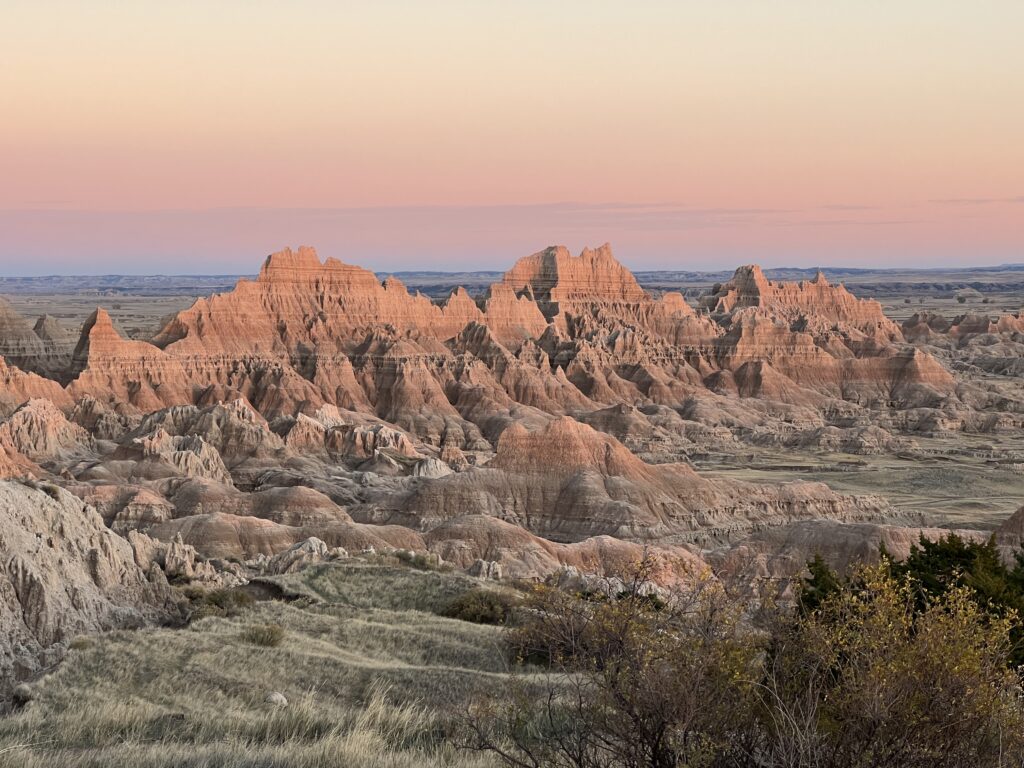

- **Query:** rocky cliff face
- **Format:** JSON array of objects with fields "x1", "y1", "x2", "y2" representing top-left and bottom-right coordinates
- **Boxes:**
[
  {"x1": 700, "y1": 265, "x2": 900, "y2": 338},
  {"x1": 0, "y1": 355, "x2": 71, "y2": 416},
  {"x1": 67, "y1": 309, "x2": 192, "y2": 411},
  {"x1": 390, "y1": 417, "x2": 889, "y2": 545},
  {"x1": 31, "y1": 246, "x2": 957, "y2": 433},
  {"x1": 503, "y1": 243, "x2": 649, "y2": 311},
  {"x1": 0, "y1": 481, "x2": 175, "y2": 692},
  {"x1": 0, "y1": 243, "x2": 1017, "y2": 618}
]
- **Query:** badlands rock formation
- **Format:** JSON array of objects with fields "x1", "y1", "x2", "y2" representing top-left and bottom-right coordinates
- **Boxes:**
[
  {"x1": 388, "y1": 417, "x2": 888, "y2": 544},
  {"x1": 0, "y1": 481, "x2": 174, "y2": 691},
  {"x1": 44, "y1": 244, "x2": 966, "y2": 443},
  {"x1": 900, "y1": 309, "x2": 1024, "y2": 432},
  {"x1": 1, "y1": 242, "x2": 1022, "y2": 678}
]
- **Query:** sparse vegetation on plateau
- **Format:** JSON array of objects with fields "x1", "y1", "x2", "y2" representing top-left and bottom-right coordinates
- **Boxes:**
[{"x1": 6, "y1": 553, "x2": 1024, "y2": 768}]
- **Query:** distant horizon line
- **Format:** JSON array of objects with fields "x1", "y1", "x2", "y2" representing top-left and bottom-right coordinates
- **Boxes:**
[{"x1": 2, "y1": 261, "x2": 1023, "y2": 281}]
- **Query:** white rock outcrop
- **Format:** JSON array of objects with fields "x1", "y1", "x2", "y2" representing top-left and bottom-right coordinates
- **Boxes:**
[{"x1": 0, "y1": 481, "x2": 174, "y2": 692}]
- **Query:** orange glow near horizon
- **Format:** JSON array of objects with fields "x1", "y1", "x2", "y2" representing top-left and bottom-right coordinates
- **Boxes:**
[{"x1": 1, "y1": 1, "x2": 1022, "y2": 273}]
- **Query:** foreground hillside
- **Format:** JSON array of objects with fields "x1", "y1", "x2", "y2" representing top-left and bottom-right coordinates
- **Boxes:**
[
  {"x1": 6, "y1": 546, "x2": 1024, "y2": 768},
  {"x1": 0, "y1": 562, "x2": 507, "y2": 768}
]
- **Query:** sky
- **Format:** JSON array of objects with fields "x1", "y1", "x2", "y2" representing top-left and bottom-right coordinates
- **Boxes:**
[{"x1": 1, "y1": 1, "x2": 1022, "y2": 275}]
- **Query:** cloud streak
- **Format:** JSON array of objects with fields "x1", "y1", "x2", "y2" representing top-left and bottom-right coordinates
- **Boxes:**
[{"x1": 930, "y1": 196, "x2": 1024, "y2": 206}]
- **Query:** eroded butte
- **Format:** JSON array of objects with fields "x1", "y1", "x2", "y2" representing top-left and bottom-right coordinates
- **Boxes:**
[{"x1": 1, "y1": 244, "x2": 1022, "y2": 678}]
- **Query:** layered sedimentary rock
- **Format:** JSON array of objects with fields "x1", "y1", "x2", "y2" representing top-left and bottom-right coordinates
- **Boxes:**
[
  {"x1": 0, "y1": 444, "x2": 37, "y2": 480},
  {"x1": 151, "y1": 246, "x2": 548, "y2": 372},
  {"x1": 67, "y1": 309, "x2": 191, "y2": 412},
  {"x1": 0, "y1": 299, "x2": 46, "y2": 373},
  {"x1": 503, "y1": 244, "x2": 647, "y2": 311},
  {"x1": 133, "y1": 400, "x2": 284, "y2": 463},
  {"x1": 0, "y1": 398, "x2": 91, "y2": 462},
  {"x1": 0, "y1": 355, "x2": 71, "y2": 416},
  {"x1": 0, "y1": 481, "x2": 173, "y2": 690},
  {"x1": 423, "y1": 514, "x2": 708, "y2": 583},
  {"x1": 1, "y1": 243, "x2": 1014, "y2": 600},
  {"x1": 0, "y1": 299, "x2": 75, "y2": 380},
  {"x1": 699, "y1": 267, "x2": 955, "y2": 408},
  {"x1": 150, "y1": 511, "x2": 423, "y2": 561},
  {"x1": 6, "y1": 246, "x2": 958, "y2": 446},
  {"x1": 700, "y1": 266, "x2": 901, "y2": 339},
  {"x1": 905, "y1": 310, "x2": 1024, "y2": 380},
  {"x1": 379, "y1": 417, "x2": 890, "y2": 544},
  {"x1": 32, "y1": 315, "x2": 74, "y2": 373}
]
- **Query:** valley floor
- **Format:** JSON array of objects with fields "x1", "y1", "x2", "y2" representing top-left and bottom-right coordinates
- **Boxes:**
[{"x1": 696, "y1": 430, "x2": 1024, "y2": 531}]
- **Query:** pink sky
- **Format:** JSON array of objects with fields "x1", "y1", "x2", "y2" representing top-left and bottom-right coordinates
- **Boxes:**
[{"x1": 1, "y1": 1, "x2": 1022, "y2": 274}]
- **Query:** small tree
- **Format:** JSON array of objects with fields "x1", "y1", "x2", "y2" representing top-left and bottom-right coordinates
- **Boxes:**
[{"x1": 798, "y1": 554, "x2": 843, "y2": 613}]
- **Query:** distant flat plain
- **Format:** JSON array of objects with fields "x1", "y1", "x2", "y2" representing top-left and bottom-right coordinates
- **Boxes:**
[{"x1": 2, "y1": 263, "x2": 1022, "y2": 338}]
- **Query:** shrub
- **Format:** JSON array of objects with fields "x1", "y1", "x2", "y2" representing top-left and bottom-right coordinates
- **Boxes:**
[
  {"x1": 187, "y1": 588, "x2": 254, "y2": 621},
  {"x1": 40, "y1": 483, "x2": 63, "y2": 501},
  {"x1": 770, "y1": 565, "x2": 1024, "y2": 767},
  {"x1": 394, "y1": 549, "x2": 444, "y2": 571},
  {"x1": 471, "y1": 564, "x2": 758, "y2": 767},
  {"x1": 242, "y1": 623, "x2": 285, "y2": 647},
  {"x1": 442, "y1": 589, "x2": 517, "y2": 625},
  {"x1": 804, "y1": 533, "x2": 1024, "y2": 665},
  {"x1": 468, "y1": 557, "x2": 1024, "y2": 768}
]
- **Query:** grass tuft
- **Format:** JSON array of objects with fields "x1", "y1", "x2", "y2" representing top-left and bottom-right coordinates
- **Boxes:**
[
  {"x1": 241, "y1": 623, "x2": 285, "y2": 647},
  {"x1": 184, "y1": 588, "x2": 255, "y2": 621}
]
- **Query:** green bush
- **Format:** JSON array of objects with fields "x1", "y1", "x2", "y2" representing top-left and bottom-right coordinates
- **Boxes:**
[
  {"x1": 242, "y1": 623, "x2": 285, "y2": 647},
  {"x1": 442, "y1": 589, "x2": 516, "y2": 625},
  {"x1": 803, "y1": 533, "x2": 1024, "y2": 665}
]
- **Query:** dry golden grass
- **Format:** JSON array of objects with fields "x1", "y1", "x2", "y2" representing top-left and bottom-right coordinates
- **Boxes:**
[{"x1": 0, "y1": 562, "x2": 515, "y2": 768}]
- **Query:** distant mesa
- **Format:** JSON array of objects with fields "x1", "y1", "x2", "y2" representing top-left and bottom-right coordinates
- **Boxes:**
[{"x1": 503, "y1": 243, "x2": 648, "y2": 312}]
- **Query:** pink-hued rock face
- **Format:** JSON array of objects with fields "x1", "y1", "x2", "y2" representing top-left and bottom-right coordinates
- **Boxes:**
[
  {"x1": 0, "y1": 355, "x2": 71, "y2": 415},
  {"x1": 0, "y1": 398, "x2": 91, "y2": 462},
  {"x1": 700, "y1": 265, "x2": 900, "y2": 338},
  {"x1": 503, "y1": 243, "x2": 649, "y2": 310},
  {"x1": 67, "y1": 308, "x2": 193, "y2": 412},
  {"x1": 12, "y1": 245, "x2": 951, "y2": 427},
  {"x1": 2, "y1": 242, "x2": 1017, "y2": 620},
  {"x1": 152, "y1": 246, "x2": 490, "y2": 356}
]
